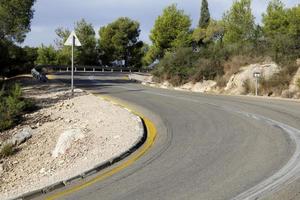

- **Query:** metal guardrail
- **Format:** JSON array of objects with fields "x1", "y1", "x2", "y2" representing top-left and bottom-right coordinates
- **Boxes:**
[
  {"x1": 31, "y1": 68, "x2": 48, "y2": 82},
  {"x1": 37, "y1": 65, "x2": 150, "y2": 73}
]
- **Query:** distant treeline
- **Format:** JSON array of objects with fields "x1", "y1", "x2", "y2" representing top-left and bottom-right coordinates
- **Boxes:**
[{"x1": 0, "y1": 0, "x2": 299, "y2": 79}]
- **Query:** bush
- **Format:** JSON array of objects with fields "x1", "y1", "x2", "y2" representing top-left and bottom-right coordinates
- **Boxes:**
[
  {"x1": 297, "y1": 79, "x2": 300, "y2": 88},
  {"x1": 215, "y1": 75, "x2": 227, "y2": 88},
  {"x1": 153, "y1": 47, "x2": 224, "y2": 86},
  {"x1": 260, "y1": 62, "x2": 298, "y2": 96},
  {"x1": 0, "y1": 143, "x2": 15, "y2": 158},
  {"x1": 242, "y1": 79, "x2": 255, "y2": 95},
  {"x1": 153, "y1": 48, "x2": 197, "y2": 86},
  {"x1": 0, "y1": 84, "x2": 29, "y2": 131}
]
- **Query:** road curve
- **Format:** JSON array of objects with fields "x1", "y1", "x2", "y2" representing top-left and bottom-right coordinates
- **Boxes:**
[{"x1": 41, "y1": 73, "x2": 300, "y2": 200}]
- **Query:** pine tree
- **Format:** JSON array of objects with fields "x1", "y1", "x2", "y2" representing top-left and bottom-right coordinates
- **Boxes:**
[{"x1": 199, "y1": 0, "x2": 210, "y2": 28}]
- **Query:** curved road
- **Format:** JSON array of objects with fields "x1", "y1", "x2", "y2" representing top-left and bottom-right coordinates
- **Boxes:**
[{"x1": 42, "y1": 73, "x2": 300, "y2": 200}]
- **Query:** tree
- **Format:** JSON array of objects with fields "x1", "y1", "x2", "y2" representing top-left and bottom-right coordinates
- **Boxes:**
[
  {"x1": 222, "y1": 0, "x2": 255, "y2": 46},
  {"x1": 150, "y1": 4, "x2": 192, "y2": 58},
  {"x1": 0, "y1": 0, "x2": 36, "y2": 43},
  {"x1": 193, "y1": 19, "x2": 224, "y2": 44},
  {"x1": 75, "y1": 19, "x2": 98, "y2": 65},
  {"x1": 54, "y1": 27, "x2": 71, "y2": 65},
  {"x1": 0, "y1": 0, "x2": 36, "y2": 77},
  {"x1": 99, "y1": 17, "x2": 143, "y2": 67},
  {"x1": 262, "y1": 1, "x2": 299, "y2": 59},
  {"x1": 262, "y1": 0, "x2": 288, "y2": 38},
  {"x1": 35, "y1": 45, "x2": 57, "y2": 65},
  {"x1": 199, "y1": 0, "x2": 210, "y2": 28}
]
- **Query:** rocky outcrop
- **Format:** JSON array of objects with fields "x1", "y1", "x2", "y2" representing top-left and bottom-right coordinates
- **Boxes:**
[
  {"x1": 224, "y1": 63, "x2": 280, "y2": 95},
  {"x1": 287, "y1": 59, "x2": 300, "y2": 98},
  {"x1": 178, "y1": 80, "x2": 217, "y2": 93}
]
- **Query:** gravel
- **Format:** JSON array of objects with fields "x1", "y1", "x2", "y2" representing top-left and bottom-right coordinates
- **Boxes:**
[{"x1": 0, "y1": 83, "x2": 143, "y2": 200}]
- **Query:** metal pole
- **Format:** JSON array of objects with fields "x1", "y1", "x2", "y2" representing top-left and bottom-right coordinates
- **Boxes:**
[
  {"x1": 255, "y1": 77, "x2": 258, "y2": 96},
  {"x1": 71, "y1": 36, "x2": 74, "y2": 95}
]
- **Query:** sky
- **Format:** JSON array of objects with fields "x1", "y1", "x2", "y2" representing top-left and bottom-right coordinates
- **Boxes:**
[{"x1": 23, "y1": 0, "x2": 299, "y2": 47}]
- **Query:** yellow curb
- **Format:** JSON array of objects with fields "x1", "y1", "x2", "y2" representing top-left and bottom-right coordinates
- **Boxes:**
[
  {"x1": 47, "y1": 75, "x2": 55, "y2": 80},
  {"x1": 45, "y1": 95, "x2": 157, "y2": 200}
]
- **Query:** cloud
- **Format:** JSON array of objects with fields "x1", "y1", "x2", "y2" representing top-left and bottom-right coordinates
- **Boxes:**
[{"x1": 24, "y1": 0, "x2": 299, "y2": 47}]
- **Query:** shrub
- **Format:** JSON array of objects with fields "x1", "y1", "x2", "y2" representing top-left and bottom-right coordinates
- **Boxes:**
[
  {"x1": 223, "y1": 55, "x2": 265, "y2": 78},
  {"x1": 0, "y1": 143, "x2": 15, "y2": 158},
  {"x1": 215, "y1": 75, "x2": 227, "y2": 88},
  {"x1": 0, "y1": 84, "x2": 29, "y2": 131},
  {"x1": 191, "y1": 58, "x2": 223, "y2": 83},
  {"x1": 297, "y1": 78, "x2": 300, "y2": 88},
  {"x1": 242, "y1": 79, "x2": 254, "y2": 95},
  {"x1": 260, "y1": 62, "x2": 298, "y2": 96}
]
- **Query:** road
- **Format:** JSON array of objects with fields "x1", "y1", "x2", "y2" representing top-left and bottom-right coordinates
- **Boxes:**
[{"x1": 42, "y1": 72, "x2": 300, "y2": 200}]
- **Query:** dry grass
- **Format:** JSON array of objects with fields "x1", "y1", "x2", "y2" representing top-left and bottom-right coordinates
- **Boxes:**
[{"x1": 0, "y1": 143, "x2": 15, "y2": 158}]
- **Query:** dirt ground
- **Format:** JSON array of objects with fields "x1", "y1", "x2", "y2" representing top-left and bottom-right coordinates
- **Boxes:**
[{"x1": 0, "y1": 80, "x2": 143, "y2": 200}]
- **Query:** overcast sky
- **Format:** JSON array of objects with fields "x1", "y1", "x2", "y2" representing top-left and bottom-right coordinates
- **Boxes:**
[{"x1": 23, "y1": 0, "x2": 298, "y2": 47}]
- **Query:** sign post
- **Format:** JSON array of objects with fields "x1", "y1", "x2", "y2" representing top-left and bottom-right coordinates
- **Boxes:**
[
  {"x1": 253, "y1": 72, "x2": 261, "y2": 96},
  {"x1": 64, "y1": 31, "x2": 82, "y2": 95}
]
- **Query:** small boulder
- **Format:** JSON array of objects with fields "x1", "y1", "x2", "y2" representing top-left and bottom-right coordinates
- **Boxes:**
[{"x1": 8, "y1": 127, "x2": 32, "y2": 146}]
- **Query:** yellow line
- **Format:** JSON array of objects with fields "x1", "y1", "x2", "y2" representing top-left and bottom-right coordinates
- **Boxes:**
[
  {"x1": 47, "y1": 75, "x2": 55, "y2": 80},
  {"x1": 46, "y1": 95, "x2": 157, "y2": 200}
]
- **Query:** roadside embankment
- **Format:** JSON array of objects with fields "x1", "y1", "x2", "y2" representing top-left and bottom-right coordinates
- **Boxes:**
[
  {"x1": 0, "y1": 80, "x2": 144, "y2": 200},
  {"x1": 130, "y1": 60, "x2": 300, "y2": 99}
]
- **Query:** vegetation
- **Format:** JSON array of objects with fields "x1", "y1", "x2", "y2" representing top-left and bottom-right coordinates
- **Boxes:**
[
  {"x1": 99, "y1": 17, "x2": 144, "y2": 67},
  {"x1": 0, "y1": 143, "x2": 15, "y2": 158},
  {"x1": 0, "y1": 0, "x2": 36, "y2": 78},
  {"x1": 148, "y1": 4, "x2": 192, "y2": 60},
  {"x1": 151, "y1": 0, "x2": 300, "y2": 96},
  {"x1": 199, "y1": 0, "x2": 210, "y2": 28},
  {"x1": 297, "y1": 79, "x2": 300, "y2": 88},
  {"x1": 0, "y1": 84, "x2": 32, "y2": 131}
]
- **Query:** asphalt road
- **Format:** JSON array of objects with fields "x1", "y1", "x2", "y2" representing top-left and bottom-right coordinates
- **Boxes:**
[{"x1": 42, "y1": 73, "x2": 300, "y2": 200}]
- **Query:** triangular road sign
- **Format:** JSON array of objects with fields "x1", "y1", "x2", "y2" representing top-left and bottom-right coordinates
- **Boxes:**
[{"x1": 64, "y1": 31, "x2": 82, "y2": 46}]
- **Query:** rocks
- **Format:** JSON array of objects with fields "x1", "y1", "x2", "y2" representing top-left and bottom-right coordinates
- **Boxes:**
[
  {"x1": 179, "y1": 80, "x2": 217, "y2": 93},
  {"x1": 225, "y1": 62, "x2": 280, "y2": 95},
  {"x1": 0, "y1": 83, "x2": 142, "y2": 200},
  {"x1": 6, "y1": 127, "x2": 32, "y2": 146},
  {"x1": 288, "y1": 66, "x2": 300, "y2": 97},
  {"x1": 52, "y1": 129, "x2": 85, "y2": 158}
]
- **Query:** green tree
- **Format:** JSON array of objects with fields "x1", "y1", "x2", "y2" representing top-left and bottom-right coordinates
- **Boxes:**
[
  {"x1": 262, "y1": 0, "x2": 288, "y2": 38},
  {"x1": 99, "y1": 17, "x2": 143, "y2": 67},
  {"x1": 54, "y1": 27, "x2": 71, "y2": 65},
  {"x1": 150, "y1": 4, "x2": 192, "y2": 58},
  {"x1": 0, "y1": 0, "x2": 36, "y2": 43},
  {"x1": 262, "y1": 1, "x2": 299, "y2": 59},
  {"x1": 35, "y1": 45, "x2": 57, "y2": 65},
  {"x1": 199, "y1": 0, "x2": 210, "y2": 28},
  {"x1": 0, "y1": 0, "x2": 36, "y2": 77},
  {"x1": 222, "y1": 0, "x2": 255, "y2": 47},
  {"x1": 193, "y1": 19, "x2": 224, "y2": 44},
  {"x1": 75, "y1": 19, "x2": 98, "y2": 65}
]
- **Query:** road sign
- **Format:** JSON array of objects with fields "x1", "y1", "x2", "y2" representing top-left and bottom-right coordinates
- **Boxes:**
[
  {"x1": 253, "y1": 72, "x2": 261, "y2": 96},
  {"x1": 253, "y1": 72, "x2": 261, "y2": 78},
  {"x1": 64, "y1": 31, "x2": 82, "y2": 95},
  {"x1": 64, "y1": 31, "x2": 82, "y2": 46}
]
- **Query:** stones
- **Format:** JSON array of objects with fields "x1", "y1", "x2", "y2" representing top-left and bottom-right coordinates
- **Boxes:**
[{"x1": 7, "y1": 127, "x2": 32, "y2": 146}]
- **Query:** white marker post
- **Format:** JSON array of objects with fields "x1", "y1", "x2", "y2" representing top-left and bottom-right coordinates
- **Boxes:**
[
  {"x1": 64, "y1": 31, "x2": 82, "y2": 95},
  {"x1": 253, "y1": 72, "x2": 261, "y2": 96}
]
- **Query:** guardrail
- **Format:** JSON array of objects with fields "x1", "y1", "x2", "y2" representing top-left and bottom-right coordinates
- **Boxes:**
[{"x1": 38, "y1": 65, "x2": 150, "y2": 73}]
